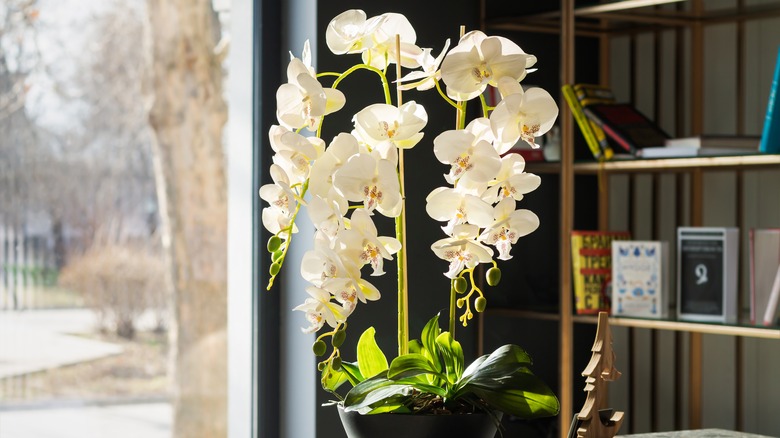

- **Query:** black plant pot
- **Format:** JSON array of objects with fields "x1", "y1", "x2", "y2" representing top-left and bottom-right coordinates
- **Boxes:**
[{"x1": 338, "y1": 406, "x2": 502, "y2": 438}]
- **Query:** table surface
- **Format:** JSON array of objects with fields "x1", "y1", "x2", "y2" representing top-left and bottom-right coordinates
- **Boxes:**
[{"x1": 618, "y1": 429, "x2": 775, "y2": 438}]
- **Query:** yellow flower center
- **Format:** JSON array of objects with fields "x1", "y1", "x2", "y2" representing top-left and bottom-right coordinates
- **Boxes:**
[{"x1": 380, "y1": 120, "x2": 400, "y2": 139}]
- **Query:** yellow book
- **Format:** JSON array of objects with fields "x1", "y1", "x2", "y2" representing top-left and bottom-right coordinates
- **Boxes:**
[
  {"x1": 562, "y1": 84, "x2": 607, "y2": 160},
  {"x1": 571, "y1": 231, "x2": 631, "y2": 314}
]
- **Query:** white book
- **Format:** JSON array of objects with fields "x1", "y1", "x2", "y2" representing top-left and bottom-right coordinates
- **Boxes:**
[
  {"x1": 611, "y1": 241, "x2": 669, "y2": 318},
  {"x1": 749, "y1": 228, "x2": 780, "y2": 325},
  {"x1": 677, "y1": 227, "x2": 739, "y2": 324}
]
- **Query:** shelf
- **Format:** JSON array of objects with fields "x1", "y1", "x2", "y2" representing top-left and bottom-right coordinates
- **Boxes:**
[
  {"x1": 573, "y1": 315, "x2": 780, "y2": 340},
  {"x1": 525, "y1": 153, "x2": 780, "y2": 175},
  {"x1": 486, "y1": 0, "x2": 780, "y2": 36},
  {"x1": 486, "y1": 308, "x2": 780, "y2": 340}
]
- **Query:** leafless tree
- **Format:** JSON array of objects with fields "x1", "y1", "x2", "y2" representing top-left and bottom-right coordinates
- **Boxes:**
[{"x1": 146, "y1": 0, "x2": 228, "y2": 436}]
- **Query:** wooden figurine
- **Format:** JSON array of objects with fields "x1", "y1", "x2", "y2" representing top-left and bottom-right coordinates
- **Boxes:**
[{"x1": 576, "y1": 311, "x2": 624, "y2": 438}]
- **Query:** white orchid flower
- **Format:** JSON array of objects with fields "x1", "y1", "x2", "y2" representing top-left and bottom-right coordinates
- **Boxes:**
[
  {"x1": 433, "y1": 118, "x2": 501, "y2": 186},
  {"x1": 426, "y1": 187, "x2": 494, "y2": 235},
  {"x1": 326, "y1": 9, "x2": 386, "y2": 55},
  {"x1": 333, "y1": 153, "x2": 402, "y2": 217},
  {"x1": 483, "y1": 153, "x2": 542, "y2": 203},
  {"x1": 336, "y1": 209, "x2": 401, "y2": 276},
  {"x1": 309, "y1": 132, "x2": 360, "y2": 203},
  {"x1": 479, "y1": 197, "x2": 540, "y2": 260},
  {"x1": 353, "y1": 101, "x2": 428, "y2": 150},
  {"x1": 397, "y1": 39, "x2": 451, "y2": 91},
  {"x1": 301, "y1": 233, "x2": 352, "y2": 287},
  {"x1": 490, "y1": 79, "x2": 559, "y2": 150},
  {"x1": 293, "y1": 286, "x2": 351, "y2": 333},
  {"x1": 431, "y1": 224, "x2": 494, "y2": 278},
  {"x1": 361, "y1": 13, "x2": 422, "y2": 70},
  {"x1": 276, "y1": 46, "x2": 346, "y2": 131},
  {"x1": 269, "y1": 125, "x2": 325, "y2": 185},
  {"x1": 308, "y1": 195, "x2": 348, "y2": 241},
  {"x1": 440, "y1": 30, "x2": 536, "y2": 101},
  {"x1": 259, "y1": 164, "x2": 299, "y2": 236}
]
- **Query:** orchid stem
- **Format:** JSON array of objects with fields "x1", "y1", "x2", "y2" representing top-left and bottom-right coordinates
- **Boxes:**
[
  {"x1": 395, "y1": 34, "x2": 409, "y2": 357},
  {"x1": 449, "y1": 280, "x2": 456, "y2": 336}
]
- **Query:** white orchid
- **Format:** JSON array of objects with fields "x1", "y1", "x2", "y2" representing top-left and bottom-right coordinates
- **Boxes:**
[
  {"x1": 480, "y1": 197, "x2": 540, "y2": 260},
  {"x1": 360, "y1": 13, "x2": 422, "y2": 70},
  {"x1": 308, "y1": 195, "x2": 348, "y2": 241},
  {"x1": 352, "y1": 101, "x2": 427, "y2": 150},
  {"x1": 269, "y1": 125, "x2": 325, "y2": 185},
  {"x1": 431, "y1": 224, "x2": 494, "y2": 278},
  {"x1": 397, "y1": 39, "x2": 450, "y2": 91},
  {"x1": 336, "y1": 209, "x2": 401, "y2": 276},
  {"x1": 293, "y1": 286, "x2": 351, "y2": 333},
  {"x1": 308, "y1": 132, "x2": 360, "y2": 203},
  {"x1": 483, "y1": 153, "x2": 542, "y2": 204},
  {"x1": 301, "y1": 234, "x2": 352, "y2": 287},
  {"x1": 433, "y1": 118, "x2": 501, "y2": 185},
  {"x1": 259, "y1": 164, "x2": 298, "y2": 236},
  {"x1": 440, "y1": 30, "x2": 536, "y2": 101},
  {"x1": 426, "y1": 187, "x2": 494, "y2": 235},
  {"x1": 490, "y1": 78, "x2": 559, "y2": 150},
  {"x1": 332, "y1": 153, "x2": 402, "y2": 217},
  {"x1": 276, "y1": 44, "x2": 346, "y2": 131},
  {"x1": 263, "y1": 11, "x2": 558, "y2": 366},
  {"x1": 326, "y1": 9, "x2": 386, "y2": 55}
]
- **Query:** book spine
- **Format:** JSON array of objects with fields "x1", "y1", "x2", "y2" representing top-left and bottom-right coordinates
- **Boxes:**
[
  {"x1": 584, "y1": 108, "x2": 637, "y2": 155},
  {"x1": 562, "y1": 85, "x2": 603, "y2": 160},
  {"x1": 750, "y1": 229, "x2": 756, "y2": 324},
  {"x1": 760, "y1": 46, "x2": 780, "y2": 154},
  {"x1": 763, "y1": 265, "x2": 780, "y2": 326}
]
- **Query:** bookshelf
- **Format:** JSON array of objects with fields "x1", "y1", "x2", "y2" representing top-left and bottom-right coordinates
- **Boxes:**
[{"x1": 479, "y1": 1, "x2": 780, "y2": 437}]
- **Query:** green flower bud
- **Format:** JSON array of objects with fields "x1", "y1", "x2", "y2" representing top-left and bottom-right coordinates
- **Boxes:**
[
  {"x1": 331, "y1": 356, "x2": 342, "y2": 370},
  {"x1": 267, "y1": 235, "x2": 282, "y2": 252},
  {"x1": 486, "y1": 267, "x2": 501, "y2": 286},
  {"x1": 454, "y1": 277, "x2": 467, "y2": 293},
  {"x1": 272, "y1": 249, "x2": 284, "y2": 263},
  {"x1": 269, "y1": 262, "x2": 281, "y2": 276},
  {"x1": 332, "y1": 330, "x2": 346, "y2": 348},
  {"x1": 312, "y1": 340, "x2": 327, "y2": 356},
  {"x1": 317, "y1": 362, "x2": 326, "y2": 371},
  {"x1": 475, "y1": 296, "x2": 487, "y2": 313}
]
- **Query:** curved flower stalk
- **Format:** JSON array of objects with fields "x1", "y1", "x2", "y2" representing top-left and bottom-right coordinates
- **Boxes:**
[{"x1": 261, "y1": 8, "x2": 560, "y2": 419}]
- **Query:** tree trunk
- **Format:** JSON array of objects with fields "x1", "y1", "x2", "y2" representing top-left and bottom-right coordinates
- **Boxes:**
[{"x1": 145, "y1": 1, "x2": 227, "y2": 437}]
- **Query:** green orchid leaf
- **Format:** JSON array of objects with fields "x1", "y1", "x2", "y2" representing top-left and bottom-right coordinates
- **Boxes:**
[
  {"x1": 435, "y1": 331, "x2": 464, "y2": 385},
  {"x1": 420, "y1": 314, "x2": 442, "y2": 372},
  {"x1": 343, "y1": 375, "x2": 415, "y2": 412},
  {"x1": 357, "y1": 327, "x2": 388, "y2": 379},
  {"x1": 456, "y1": 344, "x2": 533, "y2": 391},
  {"x1": 387, "y1": 353, "x2": 442, "y2": 380},
  {"x1": 368, "y1": 401, "x2": 410, "y2": 415},
  {"x1": 465, "y1": 372, "x2": 560, "y2": 419},
  {"x1": 461, "y1": 355, "x2": 488, "y2": 380},
  {"x1": 321, "y1": 360, "x2": 364, "y2": 392},
  {"x1": 341, "y1": 361, "x2": 364, "y2": 386},
  {"x1": 408, "y1": 339, "x2": 422, "y2": 355},
  {"x1": 321, "y1": 365, "x2": 349, "y2": 392}
]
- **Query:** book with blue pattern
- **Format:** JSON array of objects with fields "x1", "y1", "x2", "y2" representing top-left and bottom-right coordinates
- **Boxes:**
[{"x1": 611, "y1": 241, "x2": 669, "y2": 318}]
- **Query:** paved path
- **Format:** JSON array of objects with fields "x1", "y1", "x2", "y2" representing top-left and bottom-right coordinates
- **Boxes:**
[
  {"x1": 0, "y1": 402, "x2": 171, "y2": 438},
  {"x1": 0, "y1": 309, "x2": 171, "y2": 437},
  {"x1": 0, "y1": 309, "x2": 123, "y2": 379}
]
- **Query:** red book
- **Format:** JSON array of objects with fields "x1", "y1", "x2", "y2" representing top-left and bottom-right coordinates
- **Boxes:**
[
  {"x1": 571, "y1": 230, "x2": 631, "y2": 314},
  {"x1": 583, "y1": 103, "x2": 670, "y2": 155}
]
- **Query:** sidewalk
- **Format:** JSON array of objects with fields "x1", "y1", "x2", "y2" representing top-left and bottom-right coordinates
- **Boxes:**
[
  {"x1": 0, "y1": 401, "x2": 171, "y2": 438},
  {"x1": 0, "y1": 309, "x2": 123, "y2": 379},
  {"x1": 0, "y1": 309, "x2": 171, "y2": 438}
]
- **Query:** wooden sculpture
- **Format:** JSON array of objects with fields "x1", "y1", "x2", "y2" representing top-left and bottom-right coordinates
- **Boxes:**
[{"x1": 576, "y1": 312, "x2": 624, "y2": 438}]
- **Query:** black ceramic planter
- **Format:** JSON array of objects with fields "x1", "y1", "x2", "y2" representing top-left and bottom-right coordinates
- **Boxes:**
[{"x1": 337, "y1": 406, "x2": 502, "y2": 438}]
